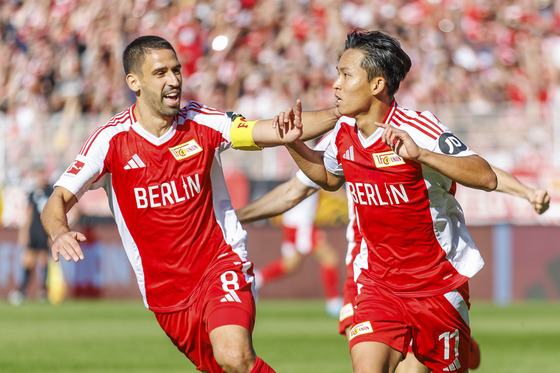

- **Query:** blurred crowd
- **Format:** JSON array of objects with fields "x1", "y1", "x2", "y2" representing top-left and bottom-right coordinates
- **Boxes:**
[{"x1": 1, "y1": 0, "x2": 560, "y2": 222}]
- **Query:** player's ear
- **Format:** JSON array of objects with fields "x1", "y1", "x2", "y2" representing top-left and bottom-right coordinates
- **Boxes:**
[
  {"x1": 370, "y1": 76, "x2": 385, "y2": 96},
  {"x1": 126, "y1": 73, "x2": 141, "y2": 93}
]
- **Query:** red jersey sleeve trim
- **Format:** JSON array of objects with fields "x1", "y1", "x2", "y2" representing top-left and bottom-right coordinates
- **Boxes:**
[{"x1": 392, "y1": 109, "x2": 442, "y2": 140}]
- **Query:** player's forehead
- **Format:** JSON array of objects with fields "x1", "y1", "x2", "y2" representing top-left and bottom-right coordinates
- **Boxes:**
[
  {"x1": 337, "y1": 48, "x2": 366, "y2": 72},
  {"x1": 141, "y1": 48, "x2": 180, "y2": 72}
]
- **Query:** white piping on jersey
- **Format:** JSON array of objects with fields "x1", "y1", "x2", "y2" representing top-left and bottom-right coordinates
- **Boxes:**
[
  {"x1": 353, "y1": 237, "x2": 368, "y2": 283},
  {"x1": 109, "y1": 182, "x2": 148, "y2": 308},
  {"x1": 209, "y1": 145, "x2": 250, "y2": 261}
]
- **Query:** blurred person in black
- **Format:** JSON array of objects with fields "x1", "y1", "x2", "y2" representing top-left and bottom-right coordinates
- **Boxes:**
[{"x1": 9, "y1": 166, "x2": 53, "y2": 305}]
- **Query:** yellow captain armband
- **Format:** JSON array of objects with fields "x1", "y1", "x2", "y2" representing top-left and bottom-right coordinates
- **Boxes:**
[{"x1": 230, "y1": 115, "x2": 262, "y2": 150}]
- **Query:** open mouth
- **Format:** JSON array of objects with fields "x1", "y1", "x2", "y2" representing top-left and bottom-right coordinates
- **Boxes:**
[
  {"x1": 163, "y1": 91, "x2": 180, "y2": 106},
  {"x1": 335, "y1": 95, "x2": 341, "y2": 105}
]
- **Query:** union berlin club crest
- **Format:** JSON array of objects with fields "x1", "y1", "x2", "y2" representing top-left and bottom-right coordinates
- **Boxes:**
[{"x1": 169, "y1": 140, "x2": 203, "y2": 161}]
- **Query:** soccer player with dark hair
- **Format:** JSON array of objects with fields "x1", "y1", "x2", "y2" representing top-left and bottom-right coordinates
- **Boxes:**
[
  {"x1": 237, "y1": 128, "x2": 549, "y2": 372},
  {"x1": 274, "y1": 28, "x2": 500, "y2": 372},
  {"x1": 40, "y1": 35, "x2": 339, "y2": 373}
]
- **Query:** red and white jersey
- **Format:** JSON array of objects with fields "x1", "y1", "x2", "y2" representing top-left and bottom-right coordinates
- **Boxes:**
[
  {"x1": 55, "y1": 101, "x2": 251, "y2": 312},
  {"x1": 324, "y1": 101, "x2": 484, "y2": 297}
]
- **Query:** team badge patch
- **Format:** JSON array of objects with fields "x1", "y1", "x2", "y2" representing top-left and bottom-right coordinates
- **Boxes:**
[
  {"x1": 372, "y1": 151, "x2": 405, "y2": 168},
  {"x1": 169, "y1": 140, "x2": 203, "y2": 161},
  {"x1": 66, "y1": 160, "x2": 85, "y2": 175},
  {"x1": 348, "y1": 321, "x2": 373, "y2": 341}
]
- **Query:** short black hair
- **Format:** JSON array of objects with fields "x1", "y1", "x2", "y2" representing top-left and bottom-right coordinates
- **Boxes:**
[
  {"x1": 123, "y1": 35, "x2": 177, "y2": 76},
  {"x1": 342, "y1": 29, "x2": 411, "y2": 96}
]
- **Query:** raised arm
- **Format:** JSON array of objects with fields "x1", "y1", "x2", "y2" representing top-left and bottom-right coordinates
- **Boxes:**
[
  {"x1": 376, "y1": 121, "x2": 497, "y2": 191},
  {"x1": 492, "y1": 166, "x2": 550, "y2": 214},
  {"x1": 236, "y1": 176, "x2": 318, "y2": 224},
  {"x1": 40, "y1": 186, "x2": 86, "y2": 262}
]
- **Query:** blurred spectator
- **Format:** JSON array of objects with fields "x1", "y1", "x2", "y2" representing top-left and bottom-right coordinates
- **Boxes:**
[{"x1": 1, "y1": 0, "x2": 559, "y2": 224}]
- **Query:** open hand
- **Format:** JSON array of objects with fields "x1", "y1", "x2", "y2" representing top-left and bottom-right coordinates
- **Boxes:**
[
  {"x1": 51, "y1": 231, "x2": 87, "y2": 262},
  {"x1": 273, "y1": 99, "x2": 303, "y2": 144},
  {"x1": 375, "y1": 121, "x2": 421, "y2": 160}
]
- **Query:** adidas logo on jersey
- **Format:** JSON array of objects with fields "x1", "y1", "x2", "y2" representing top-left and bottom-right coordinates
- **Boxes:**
[
  {"x1": 443, "y1": 358, "x2": 461, "y2": 371},
  {"x1": 343, "y1": 146, "x2": 354, "y2": 161},
  {"x1": 124, "y1": 154, "x2": 146, "y2": 170},
  {"x1": 220, "y1": 290, "x2": 241, "y2": 303}
]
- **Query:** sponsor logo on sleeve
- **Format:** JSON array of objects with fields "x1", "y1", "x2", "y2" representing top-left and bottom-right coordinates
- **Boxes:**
[
  {"x1": 66, "y1": 160, "x2": 85, "y2": 175},
  {"x1": 372, "y1": 151, "x2": 405, "y2": 168},
  {"x1": 438, "y1": 133, "x2": 467, "y2": 155},
  {"x1": 169, "y1": 140, "x2": 203, "y2": 161},
  {"x1": 348, "y1": 321, "x2": 373, "y2": 340}
]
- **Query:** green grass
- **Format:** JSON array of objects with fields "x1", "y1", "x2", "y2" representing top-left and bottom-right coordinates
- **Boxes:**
[
  {"x1": 0, "y1": 299, "x2": 558, "y2": 372},
  {"x1": 468, "y1": 302, "x2": 560, "y2": 372}
]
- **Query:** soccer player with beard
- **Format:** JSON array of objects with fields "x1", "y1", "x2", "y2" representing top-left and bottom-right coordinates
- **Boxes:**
[
  {"x1": 274, "y1": 29, "x2": 500, "y2": 372},
  {"x1": 40, "y1": 35, "x2": 340, "y2": 373}
]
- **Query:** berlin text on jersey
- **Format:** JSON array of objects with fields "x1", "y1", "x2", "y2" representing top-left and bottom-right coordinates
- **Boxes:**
[{"x1": 134, "y1": 174, "x2": 201, "y2": 209}]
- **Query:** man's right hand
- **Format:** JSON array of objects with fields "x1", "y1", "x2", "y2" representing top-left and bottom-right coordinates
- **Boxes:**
[
  {"x1": 51, "y1": 231, "x2": 87, "y2": 262},
  {"x1": 274, "y1": 99, "x2": 304, "y2": 145}
]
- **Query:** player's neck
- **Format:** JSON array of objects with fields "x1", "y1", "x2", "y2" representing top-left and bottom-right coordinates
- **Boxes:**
[
  {"x1": 355, "y1": 99, "x2": 392, "y2": 138},
  {"x1": 133, "y1": 102, "x2": 175, "y2": 138}
]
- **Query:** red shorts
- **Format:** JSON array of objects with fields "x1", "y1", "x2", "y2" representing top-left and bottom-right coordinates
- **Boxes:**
[
  {"x1": 154, "y1": 255, "x2": 256, "y2": 373},
  {"x1": 281, "y1": 224, "x2": 324, "y2": 256},
  {"x1": 349, "y1": 281, "x2": 471, "y2": 373}
]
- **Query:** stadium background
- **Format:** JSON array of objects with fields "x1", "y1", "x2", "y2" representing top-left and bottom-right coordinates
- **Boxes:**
[{"x1": 1, "y1": 0, "x2": 560, "y2": 304}]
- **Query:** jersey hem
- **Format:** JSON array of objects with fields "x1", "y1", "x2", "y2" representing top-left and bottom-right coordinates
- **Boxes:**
[{"x1": 367, "y1": 276, "x2": 470, "y2": 299}]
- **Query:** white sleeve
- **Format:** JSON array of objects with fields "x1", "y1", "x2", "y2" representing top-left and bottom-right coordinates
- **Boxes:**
[
  {"x1": 295, "y1": 170, "x2": 320, "y2": 189},
  {"x1": 54, "y1": 128, "x2": 113, "y2": 199},
  {"x1": 413, "y1": 111, "x2": 476, "y2": 157},
  {"x1": 323, "y1": 125, "x2": 344, "y2": 177},
  {"x1": 185, "y1": 101, "x2": 234, "y2": 153}
]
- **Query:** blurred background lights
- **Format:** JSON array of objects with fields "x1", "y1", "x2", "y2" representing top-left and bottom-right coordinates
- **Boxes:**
[
  {"x1": 438, "y1": 18, "x2": 455, "y2": 33},
  {"x1": 212, "y1": 35, "x2": 229, "y2": 51}
]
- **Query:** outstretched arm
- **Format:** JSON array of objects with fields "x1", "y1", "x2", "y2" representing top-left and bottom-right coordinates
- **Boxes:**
[
  {"x1": 254, "y1": 100, "x2": 345, "y2": 191},
  {"x1": 376, "y1": 121, "x2": 497, "y2": 191},
  {"x1": 236, "y1": 176, "x2": 318, "y2": 224},
  {"x1": 40, "y1": 186, "x2": 86, "y2": 262},
  {"x1": 492, "y1": 166, "x2": 550, "y2": 214},
  {"x1": 252, "y1": 100, "x2": 340, "y2": 147}
]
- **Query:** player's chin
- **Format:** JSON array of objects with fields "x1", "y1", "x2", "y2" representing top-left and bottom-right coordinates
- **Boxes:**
[
  {"x1": 336, "y1": 104, "x2": 354, "y2": 117},
  {"x1": 161, "y1": 105, "x2": 180, "y2": 117}
]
